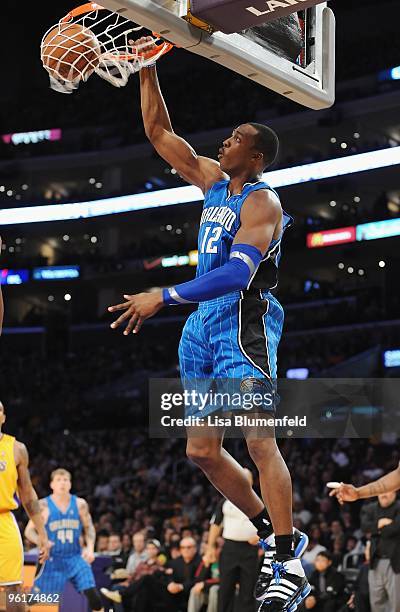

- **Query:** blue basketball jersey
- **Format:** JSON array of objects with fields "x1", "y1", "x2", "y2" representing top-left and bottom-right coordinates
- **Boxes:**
[
  {"x1": 46, "y1": 495, "x2": 82, "y2": 557},
  {"x1": 196, "y1": 179, "x2": 293, "y2": 291}
]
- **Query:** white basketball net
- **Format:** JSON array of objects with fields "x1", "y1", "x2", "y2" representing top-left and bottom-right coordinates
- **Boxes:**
[{"x1": 41, "y1": 3, "x2": 172, "y2": 94}]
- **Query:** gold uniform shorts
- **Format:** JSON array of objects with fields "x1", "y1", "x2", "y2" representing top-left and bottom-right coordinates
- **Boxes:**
[{"x1": 0, "y1": 511, "x2": 23, "y2": 586}]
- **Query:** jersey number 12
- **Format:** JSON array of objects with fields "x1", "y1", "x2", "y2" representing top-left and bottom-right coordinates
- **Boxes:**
[{"x1": 200, "y1": 226, "x2": 222, "y2": 254}]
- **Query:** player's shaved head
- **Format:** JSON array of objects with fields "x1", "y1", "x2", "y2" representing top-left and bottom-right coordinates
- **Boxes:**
[
  {"x1": 220, "y1": 122, "x2": 279, "y2": 177},
  {"x1": 247, "y1": 122, "x2": 279, "y2": 169}
]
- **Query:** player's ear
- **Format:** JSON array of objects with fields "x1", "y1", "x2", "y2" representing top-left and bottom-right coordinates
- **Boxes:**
[{"x1": 252, "y1": 151, "x2": 263, "y2": 162}]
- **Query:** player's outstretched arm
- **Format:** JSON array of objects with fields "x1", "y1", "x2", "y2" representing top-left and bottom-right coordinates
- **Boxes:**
[
  {"x1": 78, "y1": 498, "x2": 96, "y2": 563},
  {"x1": 330, "y1": 464, "x2": 400, "y2": 504},
  {"x1": 108, "y1": 189, "x2": 281, "y2": 333},
  {"x1": 16, "y1": 442, "x2": 49, "y2": 563},
  {"x1": 138, "y1": 38, "x2": 226, "y2": 193}
]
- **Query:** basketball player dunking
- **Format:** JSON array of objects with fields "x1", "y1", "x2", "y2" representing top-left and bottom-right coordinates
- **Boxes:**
[
  {"x1": 109, "y1": 38, "x2": 310, "y2": 611},
  {"x1": 24, "y1": 469, "x2": 104, "y2": 612},
  {"x1": 0, "y1": 401, "x2": 49, "y2": 612}
]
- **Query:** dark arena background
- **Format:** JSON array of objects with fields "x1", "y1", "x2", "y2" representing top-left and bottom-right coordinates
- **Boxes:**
[{"x1": 1, "y1": 0, "x2": 400, "y2": 611}]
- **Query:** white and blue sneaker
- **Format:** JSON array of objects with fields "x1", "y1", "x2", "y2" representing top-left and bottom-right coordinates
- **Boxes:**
[
  {"x1": 258, "y1": 557, "x2": 311, "y2": 612},
  {"x1": 254, "y1": 528, "x2": 309, "y2": 602}
]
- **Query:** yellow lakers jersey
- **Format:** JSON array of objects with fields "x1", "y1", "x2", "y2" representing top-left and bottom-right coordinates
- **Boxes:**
[{"x1": 0, "y1": 434, "x2": 18, "y2": 511}]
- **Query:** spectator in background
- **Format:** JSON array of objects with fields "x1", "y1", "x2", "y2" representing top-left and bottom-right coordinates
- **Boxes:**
[
  {"x1": 103, "y1": 536, "x2": 200, "y2": 612},
  {"x1": 302, "y1": 527, "x2": 327, "y2": 575},
  {"x1": 293, "y1": 499, "x2": 312, "y2": 528},
  {"x1": 341, "y1": 511, "x2": 361, "y2": 539},
  {"x1": 169, "y1": 542, "x2": 182, "y2": 560},
  {"x1": 330, "y1": 520, "x2": 345, "y2": 548},
  {"x1": 108, "y1": 533, "x2": 122, "y2": 555},
  {"x1": 107, "y1": 533, "x2": 131, "y2": 579},
  {"x1": 104, "y1": 537, "x2": 201, "y2": 611},
  {"x1": 126, "y1": 531, "x2": 148, "y2": 574},
  {"x1": 188, "y1": 537, "x2": 222, "y2": 612},
  {"x1": 318, "y1": 522, "x2": 333, "y2": 550},
  {"x1": 94, "y1": 477, "x2": 113, "y2": 498},
  {"x1": 338, "y1": 546, "x2": 371, "y2": 612},
  {"x1": 338, "y1": 593, "x2": 357, "y2": 612},
  {"x1": 332, "y1": 537, "x2": 344, "y2": 568},
  {"x1": 342, "y1": 536, "x2": 365, "y2": 570},
  {"x1": 101, "y1": 539, "x2": 167, "y2": 610},
  {"x1": 163, "y1": 526, "x2": 177, "y2": 555},
  {"x1": 95, "y1": 531, "x2": 109, "y2": 553},
  {"x1": 166, "y1": 537, "x2": 202, "y2": 610},
  {"x1": 353, "y1": 542, "x2": 372, "y2": 612},
  {"x1": 121, "y1": 533, "x2": 132, "y2": 556},
  {"x1": 306, "y1": 551, "x2": 346, "y2": 611},
  {"x1": 361, "y1": 492, "x2": 400, "y2": 612},
  {"x1": 331, "y1": 444, "x2": 350, "y2": 469},
  {"x1": 318, "y1": 498, "x2": 336, "y2": 524}
]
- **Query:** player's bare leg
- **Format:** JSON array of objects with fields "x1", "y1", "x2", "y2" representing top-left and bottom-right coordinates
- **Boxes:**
[
  {"x1": 243, "y1": 426, "x2": 293, "y2": 536},
  {"x1": 242, "y1": 422, "x2": 309, "y2": 610},
  {"x1": 186, "y1": 426, "x2": 265, "y2": 518}
]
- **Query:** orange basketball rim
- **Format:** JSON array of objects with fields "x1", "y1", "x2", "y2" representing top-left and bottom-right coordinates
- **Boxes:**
[{"x1": 40, "y1": 2, "x2": 174, "y2": 93}]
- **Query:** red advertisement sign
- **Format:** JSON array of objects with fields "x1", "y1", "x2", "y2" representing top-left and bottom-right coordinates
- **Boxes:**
[{"x1": 307, "y1": 227, "x2": 356, "y2": 248}]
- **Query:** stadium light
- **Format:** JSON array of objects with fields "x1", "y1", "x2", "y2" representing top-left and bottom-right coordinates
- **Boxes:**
[
  {"x1": 384, "y1": 350, "x2": 400, "y2": 368},
  {"x1": 1, "y1": 146, "x2": 400, "y2": 225},
  {"x1": 286, "y1": 368, "x2": 309, "y2": 380},
  {"x1": 33, "y1": 266, "x2": 80, "y2": 280},
  {"x1": 390, "y1": 66, "x2": 400, "y2": 80},
  {"x1": 0, "y1": 269, "x2": 29, "y2": 285}
]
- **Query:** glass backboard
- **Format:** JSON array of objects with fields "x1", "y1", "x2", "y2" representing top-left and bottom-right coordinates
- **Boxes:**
[{"x1": 100, "y1": 0, "x2": 335, "y2": 109}]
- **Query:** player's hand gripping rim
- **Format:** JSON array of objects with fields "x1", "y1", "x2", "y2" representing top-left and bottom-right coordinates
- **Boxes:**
[
  {"x1": 129, "y1": 36, "x2": 156, "y2": 57},
  {"x1": 108, "y1": 290, "x2": 164, "y2": 335}
]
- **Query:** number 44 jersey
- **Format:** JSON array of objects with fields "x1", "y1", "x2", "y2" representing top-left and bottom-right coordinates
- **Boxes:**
[
  {"x1": 46, "y1": 494, "x2": 82, "y2": 556},
  {"x1": 34, "y1": 494, "x2": 96, "y2": 596}
]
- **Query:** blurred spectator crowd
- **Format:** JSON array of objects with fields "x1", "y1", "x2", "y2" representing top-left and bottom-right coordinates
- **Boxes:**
[{"x1": 15, "y1": 428, "x2": 400, "y2": 611}]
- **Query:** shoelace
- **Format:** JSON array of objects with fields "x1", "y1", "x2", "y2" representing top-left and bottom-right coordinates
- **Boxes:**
[
  {"x1": 259, "y1": 539, "x2": 273, "y2": 552},
  {"x1": 271, "y1": 561, "x2": 288, "y2": 584}
]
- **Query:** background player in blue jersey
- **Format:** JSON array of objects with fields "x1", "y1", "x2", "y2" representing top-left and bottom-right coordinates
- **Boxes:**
[
  {"x1": 108, "y1": 37, "x2": 310, "y2": 611},
  {"x1": 24, "y1": 468, "x2": 104, "y2": 611}
]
